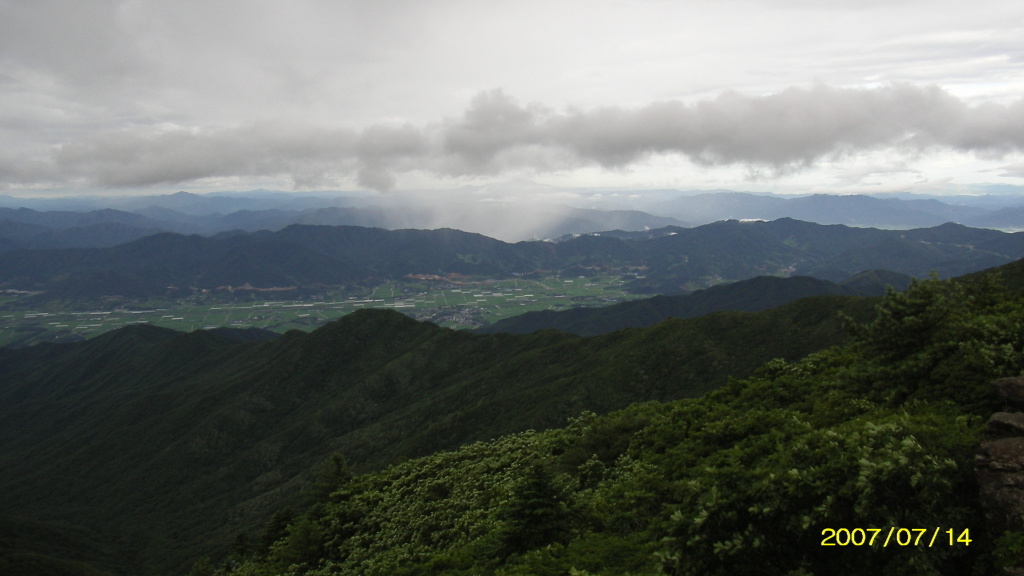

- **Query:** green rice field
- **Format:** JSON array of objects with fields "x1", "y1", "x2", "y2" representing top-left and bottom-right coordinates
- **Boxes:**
[{"x1": 0, "y1": 274, "x2": 643, "y2": 347}]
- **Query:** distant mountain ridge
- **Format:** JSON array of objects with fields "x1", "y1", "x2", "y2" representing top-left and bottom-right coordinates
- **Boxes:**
[
  {"x1": 0, "y1": 207, "x2": 170, "y2": 249},
  {"x1": 1, "y1": 219, "x2": 1021, "y2": 303},
  {"x1": 0, "y1": 202, "x2": 686, "y2": 249},
  {"x1": 476, "y1": 273, "x2": 911, "y2": 336},
  {"x1": 1, "y1": 188, "x2": 1022, "y2": 252},
  {"x1": 649, "y1": 191, "x2": 1019, "y2": 229}
]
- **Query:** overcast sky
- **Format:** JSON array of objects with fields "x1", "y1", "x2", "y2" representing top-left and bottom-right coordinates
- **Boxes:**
[{"x1": 1, "y1": 0, "x2": 1023, "y2": 197}]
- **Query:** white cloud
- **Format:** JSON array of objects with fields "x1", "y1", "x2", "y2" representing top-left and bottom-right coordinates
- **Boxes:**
[
  {"x1": 1, "y1": 0, "x2": 1022, "y2": 194},
  {"x1": 1000, "y1": 161, "x2": 1024, "y2": 178},
  {"x1": 1, "y1": 84, "x2": 1020, "y2": 192}
]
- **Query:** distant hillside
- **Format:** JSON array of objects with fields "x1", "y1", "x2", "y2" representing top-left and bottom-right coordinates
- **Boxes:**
[
  {"x1": 0, "y1": 196, "x2": 687, "y2": 245},
  {"x1": 4, "y1": 188, "x2": 1023, "y2": 243},
  {"x1": 477, "y1": 273, "x2": 910, "y2": 336},
  {"x1": 0, "y1": 207, "x2": 163, "y2": 230},
  {"x1": 960, "y1": 205, "x2": 1024, "y2": 231},
  {"x1": 648, "y1": 191, "x2": 1010, "y2": 228},
  {"x1": 0, "y1": 208, "x2": 169, "y2": 250},
  {"x1": 1, "y1": 219, "x2": 1020, "y2": 304},
  {"x1": 627, "y1": 218, "x2": 1021, "y2": 293}
]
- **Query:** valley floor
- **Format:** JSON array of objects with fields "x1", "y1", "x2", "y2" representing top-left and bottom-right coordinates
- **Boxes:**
[{"x1": 0, "y1": 274, "x2": 643, "y2": 347}]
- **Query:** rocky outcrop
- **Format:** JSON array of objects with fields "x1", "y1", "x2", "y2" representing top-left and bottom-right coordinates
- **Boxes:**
[
  {"x1": 977, "y1": 376, "x2": 1024, "y2": 575},
  {"x1": 995, "y1": 378, "x2": 1024, "y2": 409}
]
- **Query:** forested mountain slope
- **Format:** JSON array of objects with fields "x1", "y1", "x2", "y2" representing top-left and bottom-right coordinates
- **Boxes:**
[
  {"x1": 477, "y1": 273, "x2": 910, "y2": 336},
  {"x1": 210, "y1": 265, "x2": 1024, "y2": 576},
  {"x1": 0, "y1": 289, "x2": 880, "y2": 575}
]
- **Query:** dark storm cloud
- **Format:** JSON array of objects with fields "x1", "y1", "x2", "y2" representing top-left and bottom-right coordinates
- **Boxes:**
[{"x1": 7, "y1": 84, "x2": 1023, "y2": 191}]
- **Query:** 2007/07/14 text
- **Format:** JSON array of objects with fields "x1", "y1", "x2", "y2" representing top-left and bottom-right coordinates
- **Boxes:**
[{"x1": 821, "y1": 527, "x2": 971, "y2": 547}]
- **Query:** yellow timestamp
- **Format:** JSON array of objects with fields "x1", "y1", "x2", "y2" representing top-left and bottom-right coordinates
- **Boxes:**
[{"x1": 821, "y1": 527, "x2": 971, "y2": 547}]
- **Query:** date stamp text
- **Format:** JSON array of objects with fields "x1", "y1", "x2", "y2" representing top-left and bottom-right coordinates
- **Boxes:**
[{"x1": 821, "y1": 527, "x2": 971, "y2": 547}]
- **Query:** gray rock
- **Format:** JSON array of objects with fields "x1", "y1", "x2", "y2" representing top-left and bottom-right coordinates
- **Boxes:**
[
  {"x1": 987, "y1": 412, "x2": 1024, "y2": 438},
  {"x1": 979, "y1": 437, "x2": 1024, "y2": 473},
  {"x1": 994, "y1": 377, "x2": 1024, "y2": 411},
  {"x1": 978, "y1": 380, "x2": 1024, "y2": 573}
]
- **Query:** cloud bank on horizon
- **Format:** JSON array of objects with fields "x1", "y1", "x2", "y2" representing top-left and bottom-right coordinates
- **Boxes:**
[
  {"x1": 1, "y1": 0, "x2": 1022, "y2": 195},
  {"x1": 22, "y1": 85, "x2": 1024, "y2": 192}
]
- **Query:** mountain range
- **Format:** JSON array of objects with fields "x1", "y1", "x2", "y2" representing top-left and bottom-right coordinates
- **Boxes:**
[
  {"x1": 0, "y1": 197, "x2": 685, "y2": 248},
  {"x1": 3, "y1": 188, "x2": 1024, "y2": 574},
  {"x1": 476, "y1": 271, "x2": 912, "y2": 336},
  {"x1": 1, "y1": 187, "x2": 1023, "y2": 252},
  {"x1": 1, "y1": 219, "x2": 1022, "y2": 306},
  {"x1": 2, "y1": 195, "x2": 1024, "y2": 576}
]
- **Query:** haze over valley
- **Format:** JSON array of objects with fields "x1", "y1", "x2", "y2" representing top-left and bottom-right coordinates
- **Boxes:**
[{"x1": 2, "y1": 186, "x2": 1023, "y2": 347}]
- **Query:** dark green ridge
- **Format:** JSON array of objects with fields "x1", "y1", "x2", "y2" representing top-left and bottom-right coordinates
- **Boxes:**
[
  {"x1": 207, "y1": 259, "x2": 1024, "y2": 576},
  {"x1": 3, "y1": 257, "x2": 1023, "y2": 575},
  {"x1": 477, "y1": 273, "x2": 907, "y2": 336},
  {"x1": 0, "y1": 292, "x2": 878, "y2": 574},
  {"x1": 2, "y1": 219, "x2": 1021, "y2": 303}
]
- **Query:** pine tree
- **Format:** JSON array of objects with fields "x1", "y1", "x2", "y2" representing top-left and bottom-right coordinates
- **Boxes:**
[
  {"x1": 498, "y1": 462, "x2": 569, "y2": 556},
  {"x1": 305, "y1": 452, "x2": 353, "y2": 504},
  {"x1": 258, "y1": 507, "x2": 297, "y2": 557}
]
